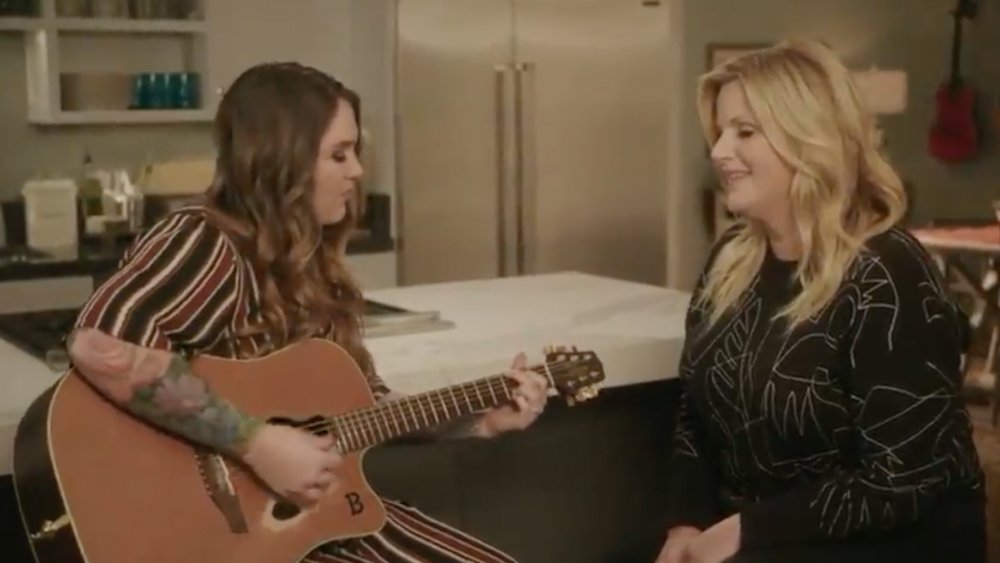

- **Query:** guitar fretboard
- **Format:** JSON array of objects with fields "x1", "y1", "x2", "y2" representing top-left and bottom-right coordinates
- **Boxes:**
[{"x1": 324, "y1": 365, "x2": 553, "y2": 453}]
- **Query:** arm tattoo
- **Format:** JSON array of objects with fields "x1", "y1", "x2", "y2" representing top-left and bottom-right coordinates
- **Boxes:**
[
  {"x1": 69, "y1": 329, "x2": 264, "y2": 458},
  {"x1": 125, "y1": 355, "x2": 264, "y2": 457}
]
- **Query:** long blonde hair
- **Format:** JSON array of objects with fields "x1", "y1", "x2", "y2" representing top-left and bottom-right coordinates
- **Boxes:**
[{"x1": 696, "y1": 38, "x2": 906, "y2": 329}]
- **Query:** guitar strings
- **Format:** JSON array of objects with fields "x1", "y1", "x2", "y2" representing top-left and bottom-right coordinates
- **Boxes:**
[
  {"x1": 325, "y1": 358, "x2": 580, "y2": 433},
  {"x1": 327, "y1": 378, "x2": 516, "y2": 451},
  {"x1": 307, "y1": 359, "x2": 576, "y2": 435},
  {"x1": 297, "y1": 358, "x2": 590, "y2": 441}
]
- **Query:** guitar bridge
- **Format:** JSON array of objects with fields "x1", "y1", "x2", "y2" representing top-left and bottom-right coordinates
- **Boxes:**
[{"x1": 195, "y1": 449, "x2": 249, "y2": 533}]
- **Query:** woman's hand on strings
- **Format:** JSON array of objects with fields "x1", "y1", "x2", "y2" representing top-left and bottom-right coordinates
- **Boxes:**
[
  {"x1": 478, "y1": 352, "x2": 549, "y2": 437},
  {"x1": 242, "y1": 424, "x2": 342, "y2": 507}
]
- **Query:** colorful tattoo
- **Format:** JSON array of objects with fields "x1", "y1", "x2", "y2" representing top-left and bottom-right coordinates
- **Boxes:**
[{"x1": 123, "y1": 355, "x2": 264, "y2": 457}]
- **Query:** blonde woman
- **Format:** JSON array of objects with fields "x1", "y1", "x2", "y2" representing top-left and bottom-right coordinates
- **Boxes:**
[{"x1": 656, "y1": 40, "x2": 985, "y2": 563}]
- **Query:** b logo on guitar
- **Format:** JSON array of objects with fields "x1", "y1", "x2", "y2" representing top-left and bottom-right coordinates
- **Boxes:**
[{"x1": 345, "y1": 492, "x2": 365, "y2": 516}]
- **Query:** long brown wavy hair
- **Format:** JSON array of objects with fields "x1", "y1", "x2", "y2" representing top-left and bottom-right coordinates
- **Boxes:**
[{"x1": 204, "y1": 61, "x2": 373, "y2": 375}]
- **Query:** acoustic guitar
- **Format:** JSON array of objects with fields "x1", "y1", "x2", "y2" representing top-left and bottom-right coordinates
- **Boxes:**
[
  {"x1": 13, "y1": 338, "x2": 605, "y2": 563},
  {"x1": 928, "y1": 0, "x2": 979, "y2": 162}
]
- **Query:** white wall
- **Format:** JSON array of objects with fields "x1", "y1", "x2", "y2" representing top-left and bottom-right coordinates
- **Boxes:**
[
  {"x1": 347, "y1": 0, "x2": 398, "y2": 239},
  {"x1": 205, "y1": 0, "x2": 399, "y2": 287}
]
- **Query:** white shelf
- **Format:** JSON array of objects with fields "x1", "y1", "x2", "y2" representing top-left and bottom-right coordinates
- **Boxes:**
[
  {"x1": 29, "y1": 109, "x2": 213, "y2": 125},
  {"x1": 0, "y1": 17, "x2": 39, "y2": 31},
  {"x1": 17, "y1": 0, "x2": 210, "y2": 126},
  {"x1": 0, "y1": 16, "x2": 204, "y2": 34},
  {"x1": 52, "y1": 17, "x2": 205, "y2": 34}
]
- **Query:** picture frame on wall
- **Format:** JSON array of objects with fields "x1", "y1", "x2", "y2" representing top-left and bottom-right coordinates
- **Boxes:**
[{"x1": 705, "y1": 42, "x2": 770, "y2": 70}]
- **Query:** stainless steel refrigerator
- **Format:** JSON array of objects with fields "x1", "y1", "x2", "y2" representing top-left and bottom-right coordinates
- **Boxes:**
[{"x1": 395, "y1": 0, "x2": 671, "y2": 286}]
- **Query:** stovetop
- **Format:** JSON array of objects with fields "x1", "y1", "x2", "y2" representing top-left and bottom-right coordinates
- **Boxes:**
[
  {"x1": 0, "y1": 299, "x2": 453, "y2": 368},
  {"x1": 0, "y1": 309, "x2": 76, "y2": 370},
  {"x1": 0, "y1": 246, "x2": 54, "y2": 266}
]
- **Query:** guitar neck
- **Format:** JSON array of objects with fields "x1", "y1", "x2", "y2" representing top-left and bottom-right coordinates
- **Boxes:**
[
  {"x1": 949, "y1": 13, "x2": 964, "y2": 85},
  {"x1": 327, "y1": 365, "x2": 546, "y2": 453},
  {"x1": 948, "y1": 0, "x2": 976, "y2": 86}
]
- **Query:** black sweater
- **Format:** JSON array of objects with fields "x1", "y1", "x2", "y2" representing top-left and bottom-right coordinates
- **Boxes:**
[{"x1": 664, "y1": 227, "x2": 984, "y2": 550}]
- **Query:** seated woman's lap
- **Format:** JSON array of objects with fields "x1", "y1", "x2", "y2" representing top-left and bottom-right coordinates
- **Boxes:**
[
  {"x1": 726, "y1": 540, "x2": 914, "y2": 563},
  {"x1": 728, "y1": 523, "x2": 985, "y2": 563}
]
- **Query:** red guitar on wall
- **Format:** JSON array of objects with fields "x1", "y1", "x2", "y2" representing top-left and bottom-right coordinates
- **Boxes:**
[{"x1": 928, "y1": 0, "x2": 979, "y2": 163}]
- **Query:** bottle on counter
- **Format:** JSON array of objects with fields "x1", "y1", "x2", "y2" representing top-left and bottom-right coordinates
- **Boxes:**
[
  {"x1": 78, "y1": 151, "x2": 106, "y2": 237},
  {"x1": 0, "y1": 199, "x2": 6, "y2": 249}
]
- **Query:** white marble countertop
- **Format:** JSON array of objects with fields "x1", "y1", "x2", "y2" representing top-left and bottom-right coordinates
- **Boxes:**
[
  {"x1": 0, "y1": 272, "x2": 690, "y2": 476},
  {"x1": 0, "y1": 337, "x2": 64, "y2": 478},
  {"x1": 363, "y1": 272, "x2": 689, "y2": 394}
]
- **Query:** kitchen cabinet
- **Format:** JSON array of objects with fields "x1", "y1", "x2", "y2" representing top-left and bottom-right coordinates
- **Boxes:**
[
  {"x1": 0, "y1": 0, "x2": 356, "y2": 124},
  {"x1": 363, "y1": 380, "x2": 679, "y2": 563}
]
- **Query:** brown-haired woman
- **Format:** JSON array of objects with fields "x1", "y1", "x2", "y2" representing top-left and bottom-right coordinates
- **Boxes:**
[
  {"x1": 654, "y1": 39, "x2": 986, "y2": 563},
  {"x1": 68, "y1": 62, "x2": 546, "y2": 562}
]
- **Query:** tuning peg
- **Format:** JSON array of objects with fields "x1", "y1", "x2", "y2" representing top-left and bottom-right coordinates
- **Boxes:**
[{"x1": 572, "y1": 386, "x2": 599, "y2": 404}]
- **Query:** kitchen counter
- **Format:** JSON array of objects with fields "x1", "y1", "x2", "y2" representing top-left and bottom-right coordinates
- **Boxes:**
[
  {"x1": 0, "y1": 271, "x2": 688, "y2": 475},
  {"x1": 0, "y1": 195, "x2": 396, "y2": 283},
  {"x1": 1, "y1": 272, "x2": 689, "y2": 562},
  {"x1": 0, "y1": 272, "x2": 688, "y2": 477},
  {"x1": 362, "y1": 272, "x2": 688, "y2": 394},
  {"x1": 0, "y1": 337, "x2": 58, "y2": 478},
  {"x1": 0, "y1": 232, "x2": 394, "y2": 283}
]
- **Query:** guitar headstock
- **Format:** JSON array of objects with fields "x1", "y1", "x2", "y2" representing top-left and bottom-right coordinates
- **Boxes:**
[
  {"x1": 542, "y1": 345, "x2": 606, "y2": 406},
  {"x1": 953, "y1": 0, "x2": 978, "y2": 20}
]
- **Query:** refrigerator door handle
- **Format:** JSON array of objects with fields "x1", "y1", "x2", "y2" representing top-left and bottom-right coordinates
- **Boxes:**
[
  {"x1": 494, "y1": 64, "x2": 509, "y2": 277},
  {"x1": 513, "y1": 62, "x2": 533, "y2": 275}
]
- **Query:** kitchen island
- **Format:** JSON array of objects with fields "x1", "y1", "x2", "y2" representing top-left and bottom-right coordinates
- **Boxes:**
[{"x1": 1, "y1": 272, "x2": 689, "y2": 562}]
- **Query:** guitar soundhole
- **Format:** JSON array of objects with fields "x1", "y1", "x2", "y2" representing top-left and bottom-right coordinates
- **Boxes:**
[
  {"x1": 267, "y1": 414, "x2": 331, "y2": 435},
  {"x1": 265, "y1": 415, "x2": 330, "y2": 521},
  {"x1": 272, "y1": 500, "x2": 301, "y2": 520}
]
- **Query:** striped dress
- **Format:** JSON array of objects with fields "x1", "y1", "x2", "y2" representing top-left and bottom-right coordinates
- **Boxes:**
[{"x1": 74, "y1": 208, "x2": 517, "y2": 563}]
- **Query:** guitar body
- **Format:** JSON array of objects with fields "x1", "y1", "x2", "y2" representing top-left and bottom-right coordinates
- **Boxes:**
[
  {"x1": 928, "y1": 0, "x2": 979, "y2": 163},
  {"x1": 14, "y1": 339, "x2": 386, "y2": 563},
  {"x1": 929, "y1": 83, "x2": 978, "y2": 162}
]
